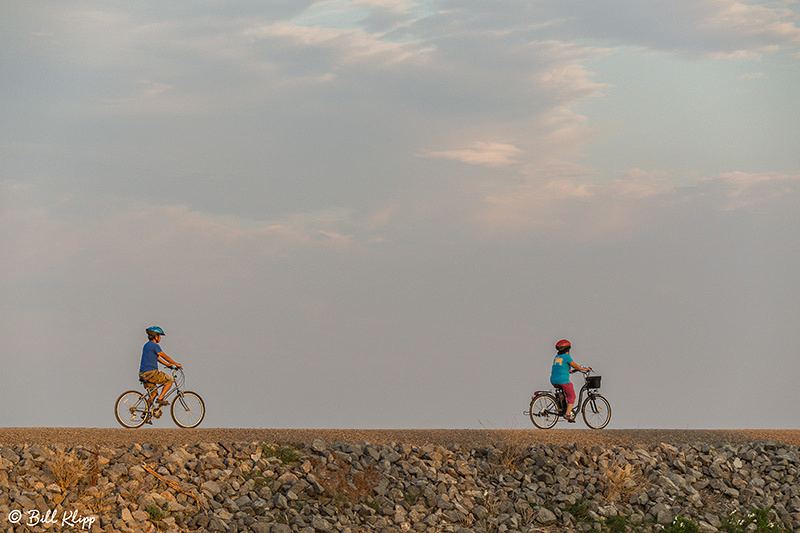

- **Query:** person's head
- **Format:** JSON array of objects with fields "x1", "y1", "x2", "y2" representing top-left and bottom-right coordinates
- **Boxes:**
[
  {"x1": 555, "y1": 339, "x2": 571, "y2": 355},
  {"x1": 146, "y1": 326, "x2": 165, "y2": 342}
]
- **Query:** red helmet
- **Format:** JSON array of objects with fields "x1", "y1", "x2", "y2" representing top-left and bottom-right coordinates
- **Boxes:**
[{"x1": 555, "y1": 339, "x2": 571, "y2": 350}]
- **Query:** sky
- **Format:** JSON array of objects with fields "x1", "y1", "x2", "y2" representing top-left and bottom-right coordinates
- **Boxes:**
[{"x1": 2, "y1": 0, "x2": 799, "y2": 430}]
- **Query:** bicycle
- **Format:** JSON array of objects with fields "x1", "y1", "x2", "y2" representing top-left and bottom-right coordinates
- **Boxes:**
[
  {"x1": 114, "y1": 367, "x2": 205, "y2": 428},
  {"x1": 525, "y1": 368, "x2": 611, "y2": 429}
]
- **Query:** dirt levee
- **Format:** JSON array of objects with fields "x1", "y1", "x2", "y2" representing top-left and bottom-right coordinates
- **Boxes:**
[{"x1": 0, "y1": 428, "x2": 798, "y2": 446}]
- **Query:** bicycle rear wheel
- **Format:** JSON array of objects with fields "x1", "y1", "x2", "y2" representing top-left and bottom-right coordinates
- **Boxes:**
[
  {"x1": 171, "y1": 391, "x2": 205, "y2": 428},
  {"x1": 582, "y1": 394, "x2": 611, "y2": 429},
  {"x1": 529, "y1": 393, "x2": 559, "y2": 429},
  {"x1": 114, "y1": 390, "x2": 149, "y2": 428}
]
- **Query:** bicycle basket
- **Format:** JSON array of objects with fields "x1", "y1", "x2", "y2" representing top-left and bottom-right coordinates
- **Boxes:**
[{"x1": 586, "y1": 375, "x2": 601, "y2": 389}]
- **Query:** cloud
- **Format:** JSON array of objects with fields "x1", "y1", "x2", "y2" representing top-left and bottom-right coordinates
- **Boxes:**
[
  {"x1": 740, "y1": 71, "x2": 765, "y2": 80},
  {"x1": 6, "y1": 1, "x2": 798, "y2": 249},
  {"x1": 354, "y1": 0, "x2": 418, "y2": 11},
  {"x1": 465, "y1": 169, "x2": 799, "y2": 242},
  {"x1": 241, "y1": 22, "x2": 434, "y2": 68},
  {"x1": 699, "y1": 171, "x2": 800, "y2": 210},
  {"x1": 557, "y1": 0, "x2": 800, "y2": 58},
  {"x1": 422, "y1": 141, "x2": 522, "y2": 166},
  {"x1": 20, "y1": 169, "x2": 793, "y2": 288},
  {"x1": 0, "y1": 179, "x2": 30, "y2": 194},
  {"x1": 0, "y1": 194, "x2": 360, "y2": 288},
  {"x1": 470, "y1": 170, "x2": 667, "y2": 241}
]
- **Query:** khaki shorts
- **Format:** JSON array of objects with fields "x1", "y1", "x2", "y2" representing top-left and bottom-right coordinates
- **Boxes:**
[{"x1": 139, "y1": 370, "x2": 172, "y2": 390}]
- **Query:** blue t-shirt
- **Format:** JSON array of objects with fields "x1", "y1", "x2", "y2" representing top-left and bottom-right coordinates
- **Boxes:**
[
  {"x1": 550, "y1": 352, "x2": 573, "y2": 385},
  {"x1": 139, "y1": 341, "x2": 163, "y2": 373}
]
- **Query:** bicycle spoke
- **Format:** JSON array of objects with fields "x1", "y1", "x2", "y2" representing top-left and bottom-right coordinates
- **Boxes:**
[
  {"x1": 582, "y1": 395, "x2": 611, "y2": 429},
  {"x1": 114, "y1": 391, "x2": 148, "y2": 428},
  {"x1": 529, "y1": 394, "x2": 559, "y2": 429},
  {"x1": 171, "y1": 391, "x2": 205, "y2": 428}
]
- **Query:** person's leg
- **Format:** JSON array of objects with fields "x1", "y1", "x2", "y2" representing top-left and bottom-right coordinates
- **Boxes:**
[
  {"x1": 140, "y1": 372, "x2": 158, "y2": 404},
  {"x1": 562, "y1": 383, "x2": 576, "y2": 420},
  {"x1": 149, "y1": 371, "x2": 173, "y2": 404},
  {"x1": 157, "y1": 379, "x2": 173, "y2": 403}
]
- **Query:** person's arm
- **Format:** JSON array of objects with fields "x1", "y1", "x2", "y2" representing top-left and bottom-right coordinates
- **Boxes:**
[
  {"x1": 157, "y1": 351, "x2": 182, "y2": 369},
  {"x1": 570, "y1": 361, "x2": 590, "y2": 372}
]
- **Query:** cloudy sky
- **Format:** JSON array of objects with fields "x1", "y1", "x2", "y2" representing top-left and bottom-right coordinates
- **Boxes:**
[{"x1": 2, "y1": 0, "x2": 799, "y2": 430}]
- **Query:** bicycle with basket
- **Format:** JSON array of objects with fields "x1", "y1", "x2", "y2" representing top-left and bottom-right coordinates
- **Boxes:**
[{"x1": 525, "y1": 368, "x2": 611, "y2": 429}]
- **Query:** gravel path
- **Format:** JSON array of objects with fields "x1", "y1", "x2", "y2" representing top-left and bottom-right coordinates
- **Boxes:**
[{"x1": 0, "y1": 428, "x2": 798, "y2": 447}]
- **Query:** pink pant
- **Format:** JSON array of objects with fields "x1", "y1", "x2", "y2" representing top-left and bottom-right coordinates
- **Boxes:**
[{"x1": 553, "y1": 382, "x2": 576, "y2": 404}]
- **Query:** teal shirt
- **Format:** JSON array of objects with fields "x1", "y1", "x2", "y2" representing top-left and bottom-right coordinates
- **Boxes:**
[{"x1": 550, "y1": 352, "x2": 573, "y2": 385}]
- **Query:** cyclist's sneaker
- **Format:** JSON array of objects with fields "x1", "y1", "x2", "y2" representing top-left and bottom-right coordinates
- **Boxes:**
[{"x1": 156, "y1": 399, "x2": 169, "y2": 406}]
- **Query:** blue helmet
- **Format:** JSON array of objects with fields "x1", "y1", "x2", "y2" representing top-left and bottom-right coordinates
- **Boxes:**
[{"x1": 146, "y1": 326, "x2": 165, "y2": 337}]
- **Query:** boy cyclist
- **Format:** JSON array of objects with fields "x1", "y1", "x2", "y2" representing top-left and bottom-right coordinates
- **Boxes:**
[
  {"x1": 139, "y1": 326, "x2": 182, "y2": 408},
  {"x1": 550, "y1": 339, "x2": 590, "y2": 422}
]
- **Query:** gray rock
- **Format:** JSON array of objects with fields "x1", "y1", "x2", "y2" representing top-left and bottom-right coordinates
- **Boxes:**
[
  {"x1": 0, "y1": 439, "x2": 798, "y2": 533},
  {"x1": 536, "y1": 508, "x2": 557, "y2": 525},
  {"x1": 311, "y1": 516, "x2": 331, "y2": 531},
  {"x1": 657, "y1": 508, "x2": 673, "y2": 524},
  {"x1": 208, "y1": 517, "x2": 229, "y2": 531}
]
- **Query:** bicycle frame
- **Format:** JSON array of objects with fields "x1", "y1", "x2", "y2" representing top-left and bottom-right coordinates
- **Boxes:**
[
  {"x1": 117, "y1": 366, "x2": 204, "y2": 428},
  {"x1": 532, "y1": 371, "x2": 600, "y2": 417},
  {"x1": 141, "y1": 368, "x2": 188, "y2": 408},
  {"x1": 527, "y1": 368, "x2": 610, "y2": 429},
  {"x1": 569, "y1": 379, "x2": 599, "y2": 415}
]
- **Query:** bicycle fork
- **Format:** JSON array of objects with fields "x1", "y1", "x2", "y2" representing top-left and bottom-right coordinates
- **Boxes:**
[{"x1": 175, "y1": 391, "x2": 193, "y2": 412}]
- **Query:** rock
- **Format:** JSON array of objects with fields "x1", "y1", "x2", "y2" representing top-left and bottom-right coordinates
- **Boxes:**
[
  {"x1": 0, "y1": 448, "x2": 20, "y2": 463},
  {"x1": 164, "y1": 448, "x2": 195, "y2": 467},
  {"x1": 699, "y1": 520, "x2": 719, "y2": 532},
  {"x1": 0, "y1": 439, "x2": 798, "y2": 533},
  {"x1": 311, "y1": 516, "x2": 331, "y2": 531},
  {"x1": 536, "y1": 508, "x2": 557, "y2": 525},
  {"x1": 276, "y1": 472, "x2": 298, "y2": 486},
  {"x1": 120, "y1": 508, "x2": 134, "y2": 523},
  {"x1": 657, "y1": 508, "x2": 673, "y2": 524},
  {"x1": 106, "y1": 463, "x2": 128, "y2": 482},
  {"x1": 472, "y1": 505, "x2": 488, "y2": 520},
  {"x1": 208, "y1": 517, "x2": 229, "y2": 531},
  {"x1": 166, "y1": 501, "x2": 187, "y2": 512},
  {"x1": 202, "y1": 480, "x2": 222, "y2": 497}
]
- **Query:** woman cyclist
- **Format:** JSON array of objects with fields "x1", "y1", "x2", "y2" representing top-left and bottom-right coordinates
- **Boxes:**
[{"x1": 550, "y1": 339, "x2": 590, "y2": 422}]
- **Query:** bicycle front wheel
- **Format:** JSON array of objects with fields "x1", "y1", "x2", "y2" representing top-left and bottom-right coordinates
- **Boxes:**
[
  {"x1": 529, "y1": 394, "x2": 559, "y2": 429},
  {"x1": 582, "y1": 394, "x2": 611, "y2": 429},
  {"x1": 171, "y1": 391, "x2": 205, "y2": 428},
  {"x1": 115, "y1": 390, "x2": 149, "y2": 428}
]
